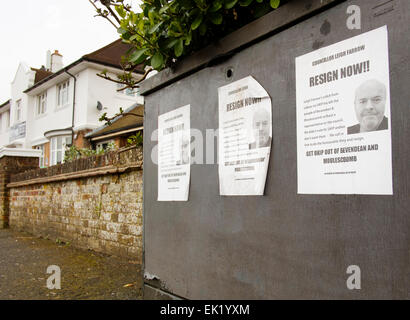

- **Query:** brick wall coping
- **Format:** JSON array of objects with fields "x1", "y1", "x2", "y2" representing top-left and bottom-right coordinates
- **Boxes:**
[
  {"x1": 8, "y1": 145, "x2": 143, "y2": 186},
  {"x1": 0, "y1": 148, "x2": 42, "y2": 159},
  {"x1": 7, "y1": 163, "x2": 142, "y2": 188}
]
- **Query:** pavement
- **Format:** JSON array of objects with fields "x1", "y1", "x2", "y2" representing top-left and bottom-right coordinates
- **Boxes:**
[{"x1": 0, "y1": 229, "x2": 142, "y2": 300}]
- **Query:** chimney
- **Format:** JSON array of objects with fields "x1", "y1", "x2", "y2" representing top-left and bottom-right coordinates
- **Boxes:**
[
  {"x1": 51, "y1": 50, "x2": 63, "y2": 72},
  {"x1": 46, "y1": 50, "x2": 51, "y2": 71}
]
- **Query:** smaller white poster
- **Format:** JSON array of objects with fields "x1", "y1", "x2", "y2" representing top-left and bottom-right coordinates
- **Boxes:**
[
  {"x1": 158, "y1": 105, "x2": 190, "y2": 201},
  {"x1": 218, "y1": 76, "x2": 272, "y2": 196}
]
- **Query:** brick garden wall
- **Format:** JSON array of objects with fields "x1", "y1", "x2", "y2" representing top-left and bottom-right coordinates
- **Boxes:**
[
  {"x1": 0, "y1": 155, "x2": 39, "y2": 228},
  {"x1": 7, "y1": 146, "x2": 143, "y2": 262}
]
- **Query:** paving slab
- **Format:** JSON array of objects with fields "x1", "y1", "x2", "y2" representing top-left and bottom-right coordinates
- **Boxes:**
[{"x1": 0, "y1": 229, "x2": 142, "y2": 300}]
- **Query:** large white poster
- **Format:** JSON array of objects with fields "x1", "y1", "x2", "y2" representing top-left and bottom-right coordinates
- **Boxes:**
[
  {"x1": 218, "y1": 76, "x2": 272, "y2": 196},
  {"x1": 296, "y1": 26, "x2": 392, "y2": 195},
  {"x1": 158, "y1": 105, "x2": 190, "y2": 201}
]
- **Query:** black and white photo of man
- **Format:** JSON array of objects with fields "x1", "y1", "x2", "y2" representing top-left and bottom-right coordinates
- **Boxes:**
[
  {"x1": 176, "y1": 136, "x2": 190, "y2": 166},
  {"x1": 249, "y1": 107, "x2": 272, "y2": 149},
  {"x1": 347, "y1": 79, "x2": 388, "y2": 135}
]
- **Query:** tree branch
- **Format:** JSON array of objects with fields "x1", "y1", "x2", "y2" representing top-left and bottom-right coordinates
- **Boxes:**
[
  {"x1": 88, "y1": 0, "x2": 119, "y2": 29},
  {"x1": 96, "y1": 67, "x2": 154, "y2": 91},
  {"x1": 99, "y1": 111, "x2": 143, "y2": 125},
  {"x1": 97, "y1": 73, "x2": 128, "y2": 85},
  {"x1": 103, "y1": 2, "x2": 122, "y2": 25}
]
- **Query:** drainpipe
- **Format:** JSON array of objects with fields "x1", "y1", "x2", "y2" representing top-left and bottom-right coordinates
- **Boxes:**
[{"x1": 65, "y1": 69, "x2": 76, "y2": 145}]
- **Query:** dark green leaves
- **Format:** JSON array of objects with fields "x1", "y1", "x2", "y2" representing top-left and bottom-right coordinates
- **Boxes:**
[
  {"x1": 209, "y1": 1, "x2": 223, "y2": 12},
  {"x1": 174, "y1": 38, "x2": 184, "y2": 57},
  {"x1": 191, "y1": 14, "x2": 203, "y2": 30},
  {"x1": 253, "y1": 2, "x2": 272, "y2": 18},
  {"x1": 270, "y1": 0, "x2": 280, "y2": 9},
  {"x1": 224, "y1": 0, "x2": 239, "y2": 9},
  {"x1": 117, "y1": 27, "x2": 127, "y2": 35},
  {"x1": 129, "y1": 48, "x2": 150, "y2": 64},
  {"x1": 159, "y1": 4, "x2": 170, "y2": 14},
  {"x1": 115, "y1": 5, "x2": 126, "y2": 18},
  {"x1": 151, "y1": 52, "x2": 164, "y2": 69},
  {"x1": 239, "y1": 0, "x2": 253, "y2": 6},
  {"x1": 104, "y1": 0, "x2": 282, "y2": 72},
  {"x1": 210, "y1": 13, "x2": 223, "y2": 25},
  {"x1": 165, "y1": 38, "x2": 180, "y2": 49},
  {"x1": 199, "y1": 22, "x2": 207, "y2": 36},
  {"x1": 149, "y1": 21, "x2": 164, "y2": 34}
]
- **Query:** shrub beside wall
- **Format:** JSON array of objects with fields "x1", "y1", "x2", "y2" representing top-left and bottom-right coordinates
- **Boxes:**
[{"x1": 8, "y1": 146, "x2": 143, "y2": 262}]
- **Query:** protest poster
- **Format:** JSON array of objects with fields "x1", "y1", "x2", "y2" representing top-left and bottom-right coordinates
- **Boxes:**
[
  {"x1": 158, "y1": 105, "x2": 190, "y2": 201},
  {"x1": 296, "y1": 26, "x2": 392, "y2": 195},
  {"x1": 218, "y1": 76, "x2": 272, "y2": 196}
]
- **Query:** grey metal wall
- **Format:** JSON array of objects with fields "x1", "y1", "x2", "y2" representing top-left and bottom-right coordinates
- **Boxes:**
[{"x1": 143, "y1": 0, "x2": 410, "y2": 299}]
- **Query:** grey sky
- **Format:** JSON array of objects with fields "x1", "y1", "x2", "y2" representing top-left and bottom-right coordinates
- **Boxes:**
[{"x1": 0, "y1": 0, "x2": 140, "y2": 102}]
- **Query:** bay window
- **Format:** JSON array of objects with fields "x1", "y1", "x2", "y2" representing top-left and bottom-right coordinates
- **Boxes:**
[{"x1": 50, "y1": 135, "x2": 72, "y2": 165}]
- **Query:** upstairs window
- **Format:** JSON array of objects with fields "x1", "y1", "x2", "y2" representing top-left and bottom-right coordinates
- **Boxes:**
[
  {"x1": 5, "y1": 111, "x2": 10, "y2": 128},
  {"x1": 37, "y1": 92, "x2": 47, "y2": 115},
  {"x1": 16, "y1": 99, "x2": 22, "y2": 122},
  {"x1": 57, "y1": 81, "x2": 69, "y2": 107}
]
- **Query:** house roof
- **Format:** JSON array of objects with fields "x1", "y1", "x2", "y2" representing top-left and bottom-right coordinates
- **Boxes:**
[
  {"x1": 24, "y1": 39, "x2": 144, "y2": 94},
  {"x1": 82, "y1": 39, "x2": 133, "y2": 67},
  {"x1": 86, "y1": 103, "x2": 144, "y2": 140},
  {"x1": 31, "y1": 67, "x2": 54, "y2": 84}
]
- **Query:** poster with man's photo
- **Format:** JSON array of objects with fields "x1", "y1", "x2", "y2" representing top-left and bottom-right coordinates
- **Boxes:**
[
  {"x1": 218, "y1": 76, "x2": 272, "y2": 196},
  {"x1": 158, "y1": 105, "x2": 190, "y2": 201},
  {"x1": 296, "y1": 26, "x2": 392, "y2": 195}
]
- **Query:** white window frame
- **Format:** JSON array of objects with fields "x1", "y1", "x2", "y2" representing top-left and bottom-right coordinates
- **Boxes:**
[
  {"x1": 36, "y1": 92, "x2": 47, "y2": 116},
  {"x1": 96, "y1": 139, "x2": 115, "y2": 152},
  {"x1": 16, "y1": 99, "x2": 22, "y2": 122},
  {"x1": 57, "y1": 80, "x2": 69, "y2": 107},
  {"x1": 34, "y1": 144, "x2": 45, "y2": 167},
  {"x1": 50, "y1": 135, "x2": 72, "y2": 166},
  {"x1": 0, "y1": 113, "x2": 2, "y2": 132},
  {"x1": 5, "y1": 110, "x2": 10, "y2": 129}
]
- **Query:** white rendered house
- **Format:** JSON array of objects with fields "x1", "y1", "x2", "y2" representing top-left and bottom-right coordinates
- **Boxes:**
[
  {"x1": 0, "y1": 100, "x2": 11, "y2": 148},
  {"x1": 0, "y1": 40, "x2": 144, "y2": 167}
]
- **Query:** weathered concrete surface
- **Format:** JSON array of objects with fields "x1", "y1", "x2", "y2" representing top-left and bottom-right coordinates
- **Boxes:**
[
  {"x1": 0, "y1": 229, "x2": 142, "y2": 300},
  {"x1": 143, "y1": 0, "x2": 410, "y2": 299}
]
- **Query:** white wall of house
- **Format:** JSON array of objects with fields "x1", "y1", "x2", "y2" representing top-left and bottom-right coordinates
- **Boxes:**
[
  {"x1": 8, "y1": 63, "x2": 36, "y2": 148},
  {"x1": 0, "y1": 59, "x2": 143, "y2": 167},
  {"x1": 0, "y1": 106, "x2": 11, "y2": 147},
  {"x1": 27, "y1": 64, "x2": 142, "y2": 148},
  {"x1": 28, "y1": 75, "x2": 74, "y2": 147},
  {"x1": 73, "y1": 68, "x2": 142, "y2": 132},
  {"x1": 72, "y1": 69, "x2": 89, "y2": 132}
]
